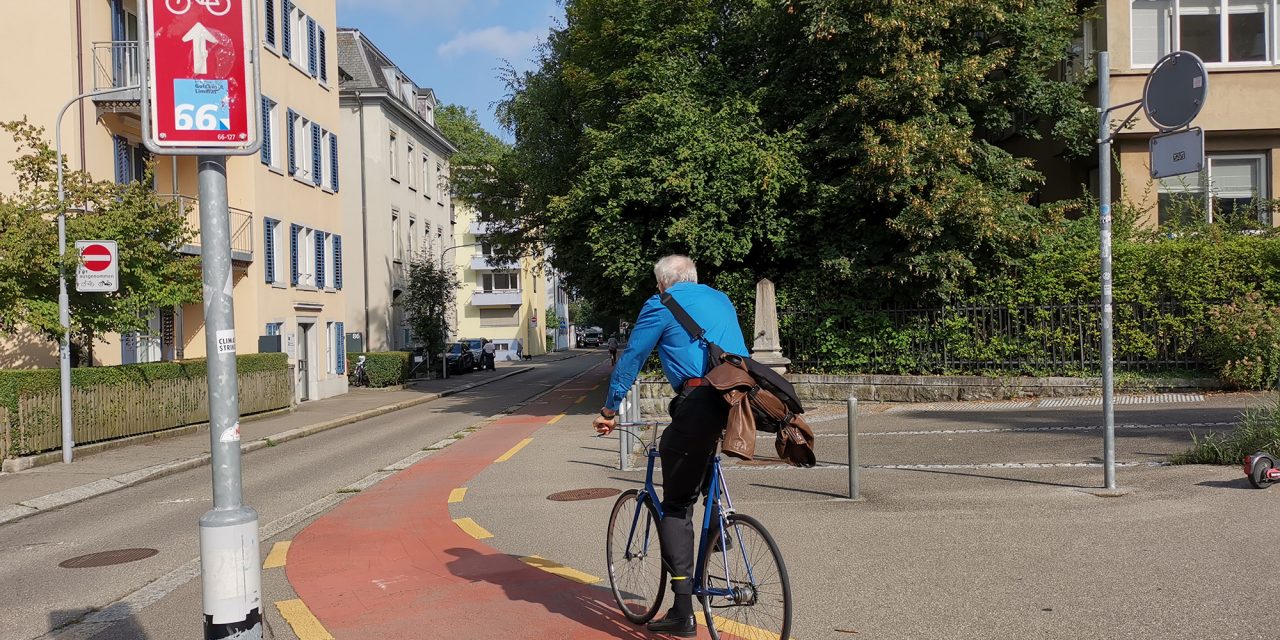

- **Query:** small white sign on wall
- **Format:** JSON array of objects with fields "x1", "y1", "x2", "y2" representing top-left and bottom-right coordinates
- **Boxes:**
[{"x1": 285, "y1": 333, "x2": 296, "y2": 358}]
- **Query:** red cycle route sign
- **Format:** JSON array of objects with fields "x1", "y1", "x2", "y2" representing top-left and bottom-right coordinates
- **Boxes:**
[{"x1": 145, "y1": 0, "x2": 258, "y2": 151}]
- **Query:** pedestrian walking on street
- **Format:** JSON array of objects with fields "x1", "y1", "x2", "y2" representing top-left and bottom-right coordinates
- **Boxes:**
[
  {"x1": 607, "y1": 334, "x2": 619, "y2": 366},
  {"x1": 514, "y1": 337, "x2": 524, "y2": 360},
  {"x1": 482, "y1": 338, "x2": 497, "y2": 370},
  {"x1": 593, "y1": 254, "x2": 749, "y2": 637}
]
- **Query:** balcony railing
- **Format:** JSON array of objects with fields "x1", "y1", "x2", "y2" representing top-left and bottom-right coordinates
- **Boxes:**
[
  {"x1": 92, "y1": 41, "x2": 141, "y2": 92},
  {"x1": 470, "y1": 253, "x2": 513, "y2": 271},
  {"x1": 468, "y1": 221, "x2": 491, "y2": 236},
  {"x1": 163, "y1": 194, "x2": 255, "y2": 262},
  {"x1": 471, "y1": 289, "x2": 522, "y2": 307}
]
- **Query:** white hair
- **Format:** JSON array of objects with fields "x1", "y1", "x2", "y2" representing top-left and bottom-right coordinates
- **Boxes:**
[{"x1": 654, "y1": 255, "x2": 698, "y2": 290}]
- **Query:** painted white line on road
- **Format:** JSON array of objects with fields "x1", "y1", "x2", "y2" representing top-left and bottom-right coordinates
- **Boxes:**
[
  {"x1": 762, "y1": 421, "x2": 1238, "y2": 438},
  {"x1": 887, "y1": 400, "x2": 1036, "y2": 412},
  {"x1": 1038, "y1": 393, "x2": 1204, "y2": 407}
]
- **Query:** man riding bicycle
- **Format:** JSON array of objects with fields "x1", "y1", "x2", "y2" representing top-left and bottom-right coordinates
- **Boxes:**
[{"x1": 593, "y1": 254, "x2": 749, "y2": 637}]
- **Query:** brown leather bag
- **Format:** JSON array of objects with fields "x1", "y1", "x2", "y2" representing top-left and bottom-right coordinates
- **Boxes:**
[{"x1": 707, "y1": 358, "x2": 816, "y2": 467}]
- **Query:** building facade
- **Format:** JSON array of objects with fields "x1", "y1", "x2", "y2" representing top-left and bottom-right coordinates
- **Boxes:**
[
  {"x1": 1104, "y1": 1, "x2": 1279, "y2": 226},
  {"x1": 451, "y1": 206, "x2": 548, "y2": 360},
  {"x1": 0, "y1": 0, "x2": 349, "y2": 402},
  {"x1": 336, "y1": 28, "x2": 457, "y2": 353}
]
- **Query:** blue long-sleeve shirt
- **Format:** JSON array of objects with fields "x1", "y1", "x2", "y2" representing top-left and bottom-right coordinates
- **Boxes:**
[{"x1": 605, "y1": 282, "x2": 749, "y2": 411}]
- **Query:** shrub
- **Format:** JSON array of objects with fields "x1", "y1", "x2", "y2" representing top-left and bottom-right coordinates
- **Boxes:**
[
  {"x1": 1172, "y1": 396, "x2": 1280, "y2": 465},
  {"x1": 347, "y1": 352, "x2": 411, "y2": 387},
  {"x1": 1200, "y1": 293, "x2": 1280, "y2": 389}
]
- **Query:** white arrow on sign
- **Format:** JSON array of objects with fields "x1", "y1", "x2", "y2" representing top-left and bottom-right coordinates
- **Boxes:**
[{"x1": 182, "y1": 22, "x2": 216, "y2": 75}]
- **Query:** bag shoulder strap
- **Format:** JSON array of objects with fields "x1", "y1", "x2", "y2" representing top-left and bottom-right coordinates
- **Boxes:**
[{"x1": 659, "y1": 292, "x2": 706, "y2": 343}]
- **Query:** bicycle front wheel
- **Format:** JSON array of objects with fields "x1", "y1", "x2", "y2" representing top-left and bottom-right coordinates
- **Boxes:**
[
  {"x1": 701, "y1": 513, "x2": 792, "y2": 640},
  {"x1": 606, "y1": 489, "x2": 666, "y2": 624}
]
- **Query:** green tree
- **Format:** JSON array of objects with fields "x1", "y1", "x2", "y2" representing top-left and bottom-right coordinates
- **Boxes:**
[
  {"x1": 472, "y1": 0, "x2": 1094, "y2": 315},
  {"x1": 397, "y1": 247, "x2": 460, "y2": 362},
  {"x1": 434, "y1": 104, "x2": 510, "y2": 207},
  {"x1": 0, "y1": 119, "x2": 200, "y2": 362}
]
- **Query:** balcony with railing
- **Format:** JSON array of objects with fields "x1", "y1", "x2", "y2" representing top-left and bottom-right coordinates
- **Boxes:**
[
  {"x1": 470, "y1": 289, "x2": 522, "y2": 307},
  {"x1": 163, "y1": 195, "x2": 254, "y2": 263},
  {"x1": 470, "y1": 253, "x2": 514, "y2": 271},
  {"x1": 92, "y1": 41, "x2": 141, "y2": 109}
]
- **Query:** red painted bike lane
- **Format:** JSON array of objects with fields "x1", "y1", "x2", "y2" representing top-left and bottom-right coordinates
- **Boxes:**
[{"x1": 286, "y1": 365, "x2": 726, "y2": 639}]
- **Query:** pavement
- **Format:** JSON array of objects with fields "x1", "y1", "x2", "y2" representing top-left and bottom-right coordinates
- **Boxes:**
[{"x1": 0, "y1": 354, "x2": 586, "y2": 526}]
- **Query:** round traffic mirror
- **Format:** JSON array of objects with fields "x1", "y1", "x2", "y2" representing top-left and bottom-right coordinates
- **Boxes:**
[{"x1": 1142, "y1": 51, "x2": 1209, "y2": 132}]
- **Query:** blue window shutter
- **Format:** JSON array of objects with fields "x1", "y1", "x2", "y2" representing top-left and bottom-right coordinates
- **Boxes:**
[
  {"x1": 311, "y1": 123, "x2": 322, "y2": 186},
  {"x1": 263, "y1": 217, "x2": 276, "y2": 283},
  {"x1": 110, "y1": 0, "x2": 125, "y2": 87},
  {"x1": 307, "y1": 17, "x2": 317, "y2": 76},
  {"x1": 334, "y1": 235, "x2": 343, "y2": 290},
  {"x1": 260, "y1": 97, "x2": 272, "y2": 165},
  {"x1": 264, "y1": 0, "x2": 276, "y2": 47},
  {"x1": 121, "y1": 333, "x2": 137, "y2": 365},
  {"x1": 286, "y1": 109, "x2": 296, "y2": 175},
  {"x1": 290, "y1": 223, "x2": 301, "y2": 286},
  {"x1": 113, "y1": 136, "x2": 130, "y2": 184},
  {"x1": 335, "y1": 322, "x2": 345, "y2": 374},
  {"x1": 281, "y1": 0, "x2": 292, "y2": 58},
  {"x1": 330, "y1": 134, "x2": 339, "y2": 192},
  {"x1": 315, "y1": 231, "x2": 325, "y2": 288},
  {"x1": 318, "y1": 27, "x2": 328, "y2": 82}
]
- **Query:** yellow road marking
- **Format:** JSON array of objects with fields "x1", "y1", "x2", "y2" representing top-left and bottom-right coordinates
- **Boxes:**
[
  {"x1": 547, "y1": 413, "x2": 566, "y2": 425},
  {"x1": 448, "y1": 487, "x2": 467, "y2": 504},
  {"x1": 495, "y1": 438, "x2": 534, "y2": 461},
  {"x1": 263, "y1": 541, "x2": 291, "y2": 569},
  {"x1": 453, "y1": 517, "x2": 493, "y2": 539},
  {"x1": 695, "y1": 612, "x2": 789, "y2": 640},
  {"x1": 591, "y1": 384, "x2": 601, "y2": 390},
  {"x1": 575, "y1": 395, "x2": 587, "y2": 404},
  {"x1": 520, "y1": 555, "x2": 600, "y2": 584},
  {"x1": 276, "y1": 599, "x2": 334, "y2": 640}
]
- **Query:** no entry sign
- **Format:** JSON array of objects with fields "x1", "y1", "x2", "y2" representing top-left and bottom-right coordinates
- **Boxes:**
[
  {"x1": 143, "y1": 0, "x2": 259, "y2": 154},
  {"x1": 76, "y1": 241, "x2": 119, "y2": 293}
]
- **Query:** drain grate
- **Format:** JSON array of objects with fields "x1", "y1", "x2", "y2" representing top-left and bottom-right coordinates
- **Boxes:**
[
  {"x1": 59, "y1": 548, "x2": 158, "y2": 569},
  {"x1": 547, "y1": 488, "x2": 621, "y2": 502}
]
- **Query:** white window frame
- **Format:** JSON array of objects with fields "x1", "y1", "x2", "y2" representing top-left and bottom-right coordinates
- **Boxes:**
[
  {"x1": 409, "y1": 217, "x2": 418, "y2": 256},
  {"x1": 389, "y1": 129, "x2": 400, "y2": 182},
  {"x1": 293, "y1": 113, "x2": 313, "y2": 182},
  {"x1": 392, "y1": 210, "x2": 402, "y2": 263},
  {"x1": 436, "y1": 161, "x2": 445, "y2": 203},
  {"x1": 320, "y1": 129, "x2": 333, "y2": 192},
  {"x1": 326, "y1": 321, "x2": 337, "y2": 374},
  {"x1": 271, "y1": 219, "x2": 287, "y2": 285},
  {"x1": 267, "y1": 101, "x2": 282, "y2": 170},
  {"x1": 407, "y1": 141, "x2": 417, "y2": 190},
  {"x1": 1130, "y1": 0, "x2": 1277, "y2": 68},
  {"x1": 298, "y1": 227, "x2": 316, "y2": 288},
  {"x1": 482, "y1": 271, "x2": 519, "y2": 292},
  {"x1": 324, "y1": 232, "x2": 335, "y2": 288},
  {"x1": 1158, "y1": 152, "x2": 1270, "y2": 223},
  {"x1": 422, "y1": 154, "x2": 431, "y2": 199},
  {"x1": 289, "y1": 6, "x2": 309, "y2": 70}
]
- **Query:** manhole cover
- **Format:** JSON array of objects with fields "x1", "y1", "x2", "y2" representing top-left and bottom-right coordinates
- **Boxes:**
[
  {"x1": 547, "y1": 488, "x2": 621, "y2": 502},
  {"x1": 59, "y1": 548, "x2": 158, "y2": 569}
]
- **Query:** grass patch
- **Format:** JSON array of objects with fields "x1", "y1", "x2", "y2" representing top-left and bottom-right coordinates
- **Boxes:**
[
  {"x1": 336, "y1": 487, "x2": 361, "y2": 493},
  {"x1": 1171, "y1": 396, "x2": 1280, "y2": 465}
]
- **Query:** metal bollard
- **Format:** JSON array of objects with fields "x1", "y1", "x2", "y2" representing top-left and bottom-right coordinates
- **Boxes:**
[{"x1": 847, "y1": 396, "x2": 860, "y2": 500}]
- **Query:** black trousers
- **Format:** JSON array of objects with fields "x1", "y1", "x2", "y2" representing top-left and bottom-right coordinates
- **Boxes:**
[{"x1": 657, "y1": 385, "x2": 726, "y2": 596}]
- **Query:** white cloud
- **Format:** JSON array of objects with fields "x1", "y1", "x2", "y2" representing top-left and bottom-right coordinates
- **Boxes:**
[{"x1": 437, "y1": 25, "x2": 542, "y2": 60}]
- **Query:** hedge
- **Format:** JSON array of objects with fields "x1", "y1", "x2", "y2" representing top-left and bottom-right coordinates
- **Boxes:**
[
  {"x1": 347, "y1": 352, "x2": 412, "y2": 387},
  {"x1": 0, "y1": 353, "x2": 288, "y2": 418}
]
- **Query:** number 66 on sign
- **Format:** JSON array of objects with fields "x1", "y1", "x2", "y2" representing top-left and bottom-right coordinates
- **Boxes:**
[{"x1": 140, "y1": 0, "x2": 261, "y2": 155}]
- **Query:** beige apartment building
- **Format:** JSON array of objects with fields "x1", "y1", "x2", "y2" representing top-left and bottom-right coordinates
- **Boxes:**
[
  {"x1": 452, "y1": 205, "x2": 548, "y2": 360},
  {"x1": 336, "y1": 28, "x2": 457, "y2": 352},
  {"x1": 1099, "y1": 1, "x2": 1280, "y2": 225},
  {"x1": 0, "y1": 0, "x2": 348, "y2": 402}
]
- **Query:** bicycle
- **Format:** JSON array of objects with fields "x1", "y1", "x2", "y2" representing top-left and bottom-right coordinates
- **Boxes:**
[
  {"x1": 604, "y1": 423, "x2": 792, "y2": 640},
  {"x1": 349, "y1": 355, "x2": 370, "y2": 387}
]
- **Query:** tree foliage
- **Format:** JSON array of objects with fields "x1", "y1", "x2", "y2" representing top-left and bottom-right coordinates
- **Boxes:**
[
  {"x1": 435, "y1": 103, "x2": 510, "y2": 207},
  {"x1": 0, "y1": 119, "x2": 200, "y2": 359},
  {"x1": 397, "y1": 247, "x2": 460, "y2": 361},
  {"x1": 471, "y1": 0, "x2": 1095, "y2": 316}
]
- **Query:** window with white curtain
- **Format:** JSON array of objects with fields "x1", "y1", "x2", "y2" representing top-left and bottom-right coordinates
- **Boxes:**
[
  {"x1": 1131, "y1": 0, "x2": 1274, "y2": 66},
  {"x1": 1158, "y1": 154, "x2": 1269, "y2": 224}
]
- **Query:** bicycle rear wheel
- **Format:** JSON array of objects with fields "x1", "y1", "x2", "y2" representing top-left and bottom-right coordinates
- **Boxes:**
[
  {"x1": 701, "y1": 513, "x2": 792, "y2": 640},
  {"x1": 606, "y1": 489, "x2": 666, "y2": 624}
]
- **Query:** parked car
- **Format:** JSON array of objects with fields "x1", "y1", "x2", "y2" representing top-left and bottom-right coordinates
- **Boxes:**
[
  {"x1": 460, "y1": 338, "x2": 485, "y2": 370},
  {"x1": 578, "y1": 330, "x2": 604, "y2": 348},
  {"x1": 444, "y1": 342, "x2": 475, "y2": 374}
]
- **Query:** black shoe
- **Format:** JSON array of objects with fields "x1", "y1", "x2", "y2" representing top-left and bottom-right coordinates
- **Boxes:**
[
  {"x1": 713, "y1": 531, "x2": 733, "y2": 553},
  {"x1": 646, "y1": 614, "x2": 696, "y2": 637}
]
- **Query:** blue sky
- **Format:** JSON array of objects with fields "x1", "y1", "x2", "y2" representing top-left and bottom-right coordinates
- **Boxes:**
[{"x1": 336, "y1": 0, "x2": 564, "y2": 140}]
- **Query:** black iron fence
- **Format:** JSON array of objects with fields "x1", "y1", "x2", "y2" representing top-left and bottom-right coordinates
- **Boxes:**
[{"x1": 780, "y1": 301, "x2": 1215, "y2": 375}]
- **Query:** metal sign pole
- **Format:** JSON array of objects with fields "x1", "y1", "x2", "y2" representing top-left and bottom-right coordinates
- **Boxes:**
[
  {"x1": 1098, "y1": 51, "x2": 1117, "y2": 490},
  {"x1": 196, "y1": 156, "x2": 262, "y2": 639}
]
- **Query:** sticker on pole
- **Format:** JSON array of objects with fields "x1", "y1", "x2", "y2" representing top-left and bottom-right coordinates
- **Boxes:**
[
  {"x1": 142, "y1": 0, "x2": 259, "y2": 154},
  {"x1": 76, "y1": 241, "x2": 119, "y2": 293},
  {"x1": 216, "y1": 329, "x2": 236, "y2": 354}
]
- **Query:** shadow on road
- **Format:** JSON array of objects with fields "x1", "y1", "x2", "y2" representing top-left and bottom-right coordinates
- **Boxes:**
[
  {"x1": 1195, "y1": 476, "x2": 1255, "y2": 490},
  {"x1": 887, "y1": 467, "x2": 1092, "y2": 489},
  {"x1": 50, "y1": 610, "x2": 152, "y2": 640}
]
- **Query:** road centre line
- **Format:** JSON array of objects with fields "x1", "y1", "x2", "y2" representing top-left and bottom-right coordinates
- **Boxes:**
[
  {"x1": 263, "y1": 541, "x2": 291, "y2": 569},
  {"x1": 696, "y1": 611, "x2": 791, "y2": 640},
  {"x1": 519, "y1": 556, "x2": 600, "y2": 584},
  {"x1": 448, "y1": 488, "x2": 467, "y2": 504},
  {"x1": 276, "y1": 599, "x2": 335, "y2": 640},
  {"x1": 453, "y1": 517, "x2": 494, "y2": 540},
  {"x1": 575, "y1": 395, "x2": 587, "y2": 404},
  {"x1": 495, "y1": 438, "x2": 534, "y2": 462}
]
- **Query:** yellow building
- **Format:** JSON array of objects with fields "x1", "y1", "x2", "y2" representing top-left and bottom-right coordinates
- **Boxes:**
[
  {"x1": 0, "y1": 0, "x2": 348, "y2": 402},
  {"x1": 451, "y1": 205, "x2": 548, "y2": 360}
]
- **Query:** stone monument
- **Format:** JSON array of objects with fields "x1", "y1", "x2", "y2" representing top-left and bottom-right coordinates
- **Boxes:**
[{"x1": 750, "y1": 278, "x2": 790, "y2": 374}]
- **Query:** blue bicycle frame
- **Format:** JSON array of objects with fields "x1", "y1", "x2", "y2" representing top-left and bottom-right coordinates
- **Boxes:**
[{"x1": 624, "y1": 432, "x2": 756, "y2": 601}]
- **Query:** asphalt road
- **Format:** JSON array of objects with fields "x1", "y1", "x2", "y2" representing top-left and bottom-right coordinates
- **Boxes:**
[{"x1": 0, "y1": 353, "x2": 602, "y2": 640}]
